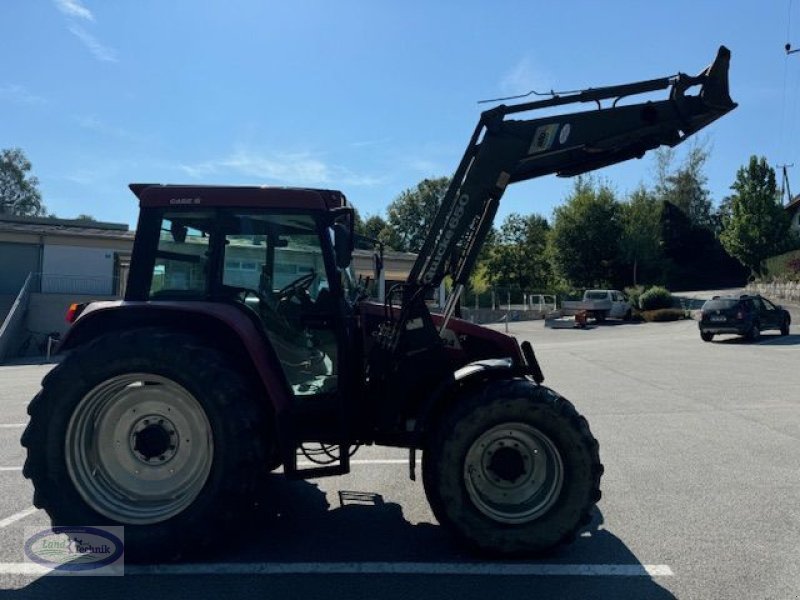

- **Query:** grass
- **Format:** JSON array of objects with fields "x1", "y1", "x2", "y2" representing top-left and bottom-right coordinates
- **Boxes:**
[{"x1": 762, "y1": 248, "x2": 800, "y2": 282}]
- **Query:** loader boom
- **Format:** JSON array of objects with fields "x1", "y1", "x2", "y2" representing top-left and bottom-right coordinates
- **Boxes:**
[{"x1": 406, "y1": 46, "x2": 736, "y2": 328}]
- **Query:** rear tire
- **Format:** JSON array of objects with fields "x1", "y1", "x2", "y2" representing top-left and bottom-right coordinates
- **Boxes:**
[
  {"x1": 700, "y1": 331, "x2": 714, "y2": 342},
  {"x1": 21, "y1": 328, "x2": 270, "y2": 562},
  {"x1": 423, "y1": 380, "x2": 602, "y2": 556}
]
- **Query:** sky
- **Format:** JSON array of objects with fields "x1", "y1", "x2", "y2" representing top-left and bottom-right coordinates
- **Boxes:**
[{"x1": 1, "y1": 1, "x2": 799, "y2": 228}]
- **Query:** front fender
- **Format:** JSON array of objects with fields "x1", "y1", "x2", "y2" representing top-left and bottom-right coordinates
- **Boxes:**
[
  {"x1": 60, "y1": 301, "x2": 293, "y2": 413},
  {"x1": 413, "y1": 357, "x2": 532, "y2": 445}
]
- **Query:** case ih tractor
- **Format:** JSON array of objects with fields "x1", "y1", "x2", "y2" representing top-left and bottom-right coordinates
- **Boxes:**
[{"x1": 22, "y1": 48, "x2": 735, "y2": 561}]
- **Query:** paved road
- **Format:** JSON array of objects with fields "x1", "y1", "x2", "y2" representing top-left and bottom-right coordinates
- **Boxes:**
[{"x1": 0, "y1": 317, "x2": 798, "y2": 598}]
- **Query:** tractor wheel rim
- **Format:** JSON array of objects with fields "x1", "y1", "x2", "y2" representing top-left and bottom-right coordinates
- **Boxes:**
[
  {"x1": 65, "y1": 373, "x2": 213, "y2": 525},
  {"x1": 463, "y1": 422, "x2": 563, "y2": 524}
]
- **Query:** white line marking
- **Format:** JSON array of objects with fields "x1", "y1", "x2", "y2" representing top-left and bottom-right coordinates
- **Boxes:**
[
  {"x1": 0, "y1": 507, "x2": 38, "y2": 528},
  {"x1": 0, "y1": 467, "x2": 23, "y2": 471},
  {"x1": 0, "y1": 424, "x2": 26, "y2": 428},
  {"x1": 0, "y1": 562, "x2": 673, "y2": 577}
]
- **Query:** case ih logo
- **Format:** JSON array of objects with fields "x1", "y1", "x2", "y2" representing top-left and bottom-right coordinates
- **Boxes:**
[{"x1": 169, "y1": 198, "x2": 201, "y2": 205}]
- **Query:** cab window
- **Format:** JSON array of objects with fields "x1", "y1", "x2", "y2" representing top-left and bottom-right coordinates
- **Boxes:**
[{"x1": 150, "y1": 213, "x2": 212, "y2": 298}]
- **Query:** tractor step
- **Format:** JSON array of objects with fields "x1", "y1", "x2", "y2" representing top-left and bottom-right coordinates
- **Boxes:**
[{"x1": 284, "y1": 463, "x2": 350, "y2": 480}]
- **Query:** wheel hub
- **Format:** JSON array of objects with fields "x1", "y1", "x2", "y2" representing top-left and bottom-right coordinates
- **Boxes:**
[
  {"x1": 485, "y1": 444, "x2": 527, "y2": 484},
  {"x1": 131, "y1": 416, "x2": 177, "y2": 463}
]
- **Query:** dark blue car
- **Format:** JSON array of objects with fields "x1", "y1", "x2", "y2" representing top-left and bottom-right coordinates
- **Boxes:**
[{"x1": 699, "y1": 294, "x2": 791, "y2": 342}]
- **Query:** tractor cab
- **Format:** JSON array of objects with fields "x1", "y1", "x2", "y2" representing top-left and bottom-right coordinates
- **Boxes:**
[{"x1": 126, "y1": 185, "x2": 357, "y2": 398}]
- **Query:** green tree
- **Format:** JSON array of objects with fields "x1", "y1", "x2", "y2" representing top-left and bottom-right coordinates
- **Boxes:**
[
  {"x1": 550, "y1": 177, "x2": 623, "y2": 288},
  {"x1": 0, "y1": 148, "x2": 45, "y2": 216},
  {"x1": 620, "y1": 187, "x2": 663, "y2": 285},
  {"x1": 485, "y1": 213, "x2": 551, "y2": 290},
  {"x1": 720, "y1": 156, "x2": 793, "y2": 276},
  {"x1": 654, "y1": 144, "x2": 713, "y2": 229},
  {"x1": 384, "y1": 176, "x2": 450, "y2": 252},
  {"x1": 361, "y1": 214, "x2": 388, "y2": 241}
]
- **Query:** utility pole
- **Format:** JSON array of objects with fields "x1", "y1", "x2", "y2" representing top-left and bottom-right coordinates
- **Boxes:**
[{"x1": 777, "y1": 163, "x2": 794, "y2": 205}]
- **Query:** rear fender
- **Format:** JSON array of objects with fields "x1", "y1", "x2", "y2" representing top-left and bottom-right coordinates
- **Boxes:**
[{"x1": 59, "y1": 301, "x2": 292, "y2": 413}]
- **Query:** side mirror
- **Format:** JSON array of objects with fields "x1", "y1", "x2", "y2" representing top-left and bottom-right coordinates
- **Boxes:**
[
  {"x1": 333, "y1": 222, "x2": 352, "y2": 269},
  {"x1": 330, "y1": 207, "x2": 355, "y2": 269},
  {"x1": 170, "y1": 221, "x2": 187, "y2": 244}
]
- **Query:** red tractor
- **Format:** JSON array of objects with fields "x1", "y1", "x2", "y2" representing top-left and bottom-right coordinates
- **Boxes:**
[{"x1": 22, "y1": 48, "x2": 735, "y2": 561}]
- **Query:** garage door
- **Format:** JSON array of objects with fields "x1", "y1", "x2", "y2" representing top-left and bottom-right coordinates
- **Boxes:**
[{"x1": 0, "y1": 242, "x2": 39, "y2": 294}]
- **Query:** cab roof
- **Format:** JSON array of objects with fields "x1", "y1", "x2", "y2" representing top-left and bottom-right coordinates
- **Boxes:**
[{"x1": 129, "y1": 184, "x2": 348, "y2": 211}]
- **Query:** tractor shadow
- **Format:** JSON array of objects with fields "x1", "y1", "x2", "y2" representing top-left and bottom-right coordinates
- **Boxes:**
[
  {"x1": 234, "y1": 476, "x2": 676, "y2": 599},
  {"x1": 4, "y1": 477, "x2": 676, "y2": 600}
]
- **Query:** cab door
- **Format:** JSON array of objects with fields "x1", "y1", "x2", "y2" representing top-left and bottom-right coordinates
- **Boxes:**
[{"x1": 220, "y1": 212, "x2": 350, "y2": 401}]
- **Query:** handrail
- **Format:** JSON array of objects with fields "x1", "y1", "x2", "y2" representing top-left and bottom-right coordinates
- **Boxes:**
[{"x1": 0, "y1": 272, "x2": 34, "y2": 362}]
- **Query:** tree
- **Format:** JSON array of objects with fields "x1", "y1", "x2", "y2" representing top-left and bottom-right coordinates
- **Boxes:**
[
  {"x1": 720, "y1": 156, "x2": 793, "y2": 276},
  {"x1": 550, "y1": 178, "x2": 623, "y2": 288},
  {"x1": 76, "y1": 214, "x2": 96, "y2": 221},
  {"x1": 384, "y1": 177, "x2": 450, "y2": 252},
  {"x1": 361, "y1": 215, "x2": 388, "y2": 241},
  {"x1": 619, "y1": 187, "x2": 663, "y2": 285},
  {"x1": 485, "y1": 213, "x2": 551, "y2": 290},
  {"x1": 654, "y1": 144, "x2": 713, "y2": 229},
  {"x1": 0, "y1": 148, "x2": 46, "y2": 216}
]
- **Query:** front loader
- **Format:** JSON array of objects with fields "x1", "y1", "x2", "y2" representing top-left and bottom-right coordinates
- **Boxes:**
[{"x1": 22, "y1": 47, "x2": 736, "y2": 561}]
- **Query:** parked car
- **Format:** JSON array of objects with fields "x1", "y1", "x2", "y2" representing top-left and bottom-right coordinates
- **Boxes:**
[
  {"x1": 561, "y1": 290, "x2": 632, "y2": 322},
  {"x1": 698, "y1": 294, "x2": 791, "y2": 342}
]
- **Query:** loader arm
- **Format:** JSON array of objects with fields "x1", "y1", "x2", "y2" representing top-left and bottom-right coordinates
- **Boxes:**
[{"x1": 407, "y1": 46, "x2": 736, "y2": 327}]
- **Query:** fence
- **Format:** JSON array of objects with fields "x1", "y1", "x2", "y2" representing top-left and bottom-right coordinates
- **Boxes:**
[
  {"x1": 32, "y1": 273, "x2": 120, "y2": 296},
  {"x1": 459, "y1": 288, "x2": 559, "y2": 325},
  {"x1": 462, "y1": 288, "x2": 558, "y2": 312}
]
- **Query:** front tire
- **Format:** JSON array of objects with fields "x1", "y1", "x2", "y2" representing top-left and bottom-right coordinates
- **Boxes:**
[
  {"x1": 701, "y1": 331, "x2": 714, "y2": 342},
  {"x1": 423, "y1": 380, "x2": 602, "y2": 556},
  {"x1": 780, "y1": 317, "x2": 790, "y2": 336},
  {"x1": 22, "y1": 328, "x2": 270, "y2": 562}
]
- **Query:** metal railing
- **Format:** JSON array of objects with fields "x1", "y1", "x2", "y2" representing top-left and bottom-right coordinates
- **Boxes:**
[
  {"x1": 463, "y1": 288, "x2": 558, "y2": 312},
  {"x1": 31, "y1": 273, "x2": 120, "y2": 296},
  {"x1": 0, "y1": 273, "x2": 34, "y2": 362}
]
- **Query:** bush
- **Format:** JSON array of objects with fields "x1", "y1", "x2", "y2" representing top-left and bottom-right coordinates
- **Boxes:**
[
  {"x1": 624, "y1": 285, "x2": 647, "y2": 310},
  {"x1": 641, "y1": 308, "x2": 686, "y2": 322},
  {"x1": 639, "y1": 286, "x2": 674, "y2": 311}
]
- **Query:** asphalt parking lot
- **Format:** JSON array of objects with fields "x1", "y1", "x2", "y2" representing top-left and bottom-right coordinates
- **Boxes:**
[{"x1": 0, "y1": 315, "x2": 798, "y2": 599}]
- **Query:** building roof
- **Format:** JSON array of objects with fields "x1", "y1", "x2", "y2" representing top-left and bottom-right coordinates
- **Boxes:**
[
  {"x1": 0, "y1": 214, "x2": 133, "y2": 240},
  {"x1": 786, "y1": 194, "x2": 800, "y2": 212}
]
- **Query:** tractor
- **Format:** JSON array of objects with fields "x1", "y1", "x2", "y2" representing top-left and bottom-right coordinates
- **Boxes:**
[{"x1": 22, "y1": 47, "x2": 736, "y2": 561}]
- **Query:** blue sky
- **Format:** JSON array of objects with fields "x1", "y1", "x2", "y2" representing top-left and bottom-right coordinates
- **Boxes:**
[{"x1": 1, "y1": 1, "x2": 797, "y2": 227}]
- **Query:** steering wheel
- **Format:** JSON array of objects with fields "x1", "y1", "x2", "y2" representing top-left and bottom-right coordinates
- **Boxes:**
[{"x1": 277, "y1": 270, "x2": 317, "y2": 299}]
